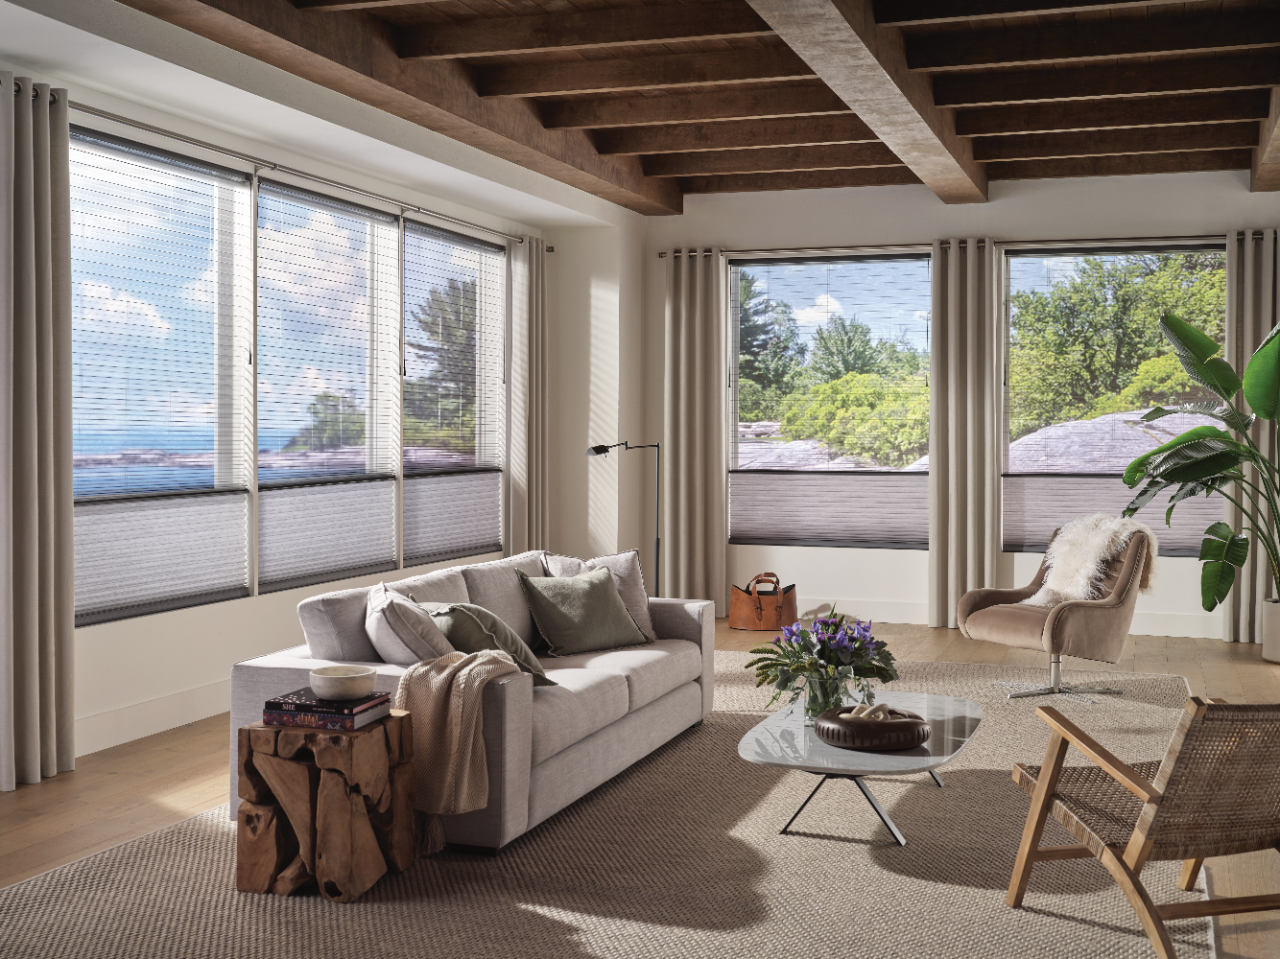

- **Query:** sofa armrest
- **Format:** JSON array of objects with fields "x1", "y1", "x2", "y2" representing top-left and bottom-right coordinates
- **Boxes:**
[
  {"x1": 649, "y1": 598, "x2": 715, "y2": 717},
  {"x1": 957, "y1": 587, "x2": 1037, "y2": 639}
]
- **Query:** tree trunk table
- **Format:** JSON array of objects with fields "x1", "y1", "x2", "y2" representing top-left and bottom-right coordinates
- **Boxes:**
[{"x1": 236, "y1": 710, "x2": 416, "y2": 902}]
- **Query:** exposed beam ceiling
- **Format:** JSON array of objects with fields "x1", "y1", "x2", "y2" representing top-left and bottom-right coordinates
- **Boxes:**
[
  {"x1": 986, "y1": 149, "x2": 1253, "y2": 181},
  {"x1": 908, "y1": 11, "x2": 1280, "y2": 72},
  {"x1": 933, "y1": 55, "x2": 1280, "y2": 107},
  {"x1": 1256, "y1": 90, "x2": 1280, "y2": 191},
  {"x1": 746, "y1": 0, "x2": 987, "y2": 202},
  {"x1": 683, "y1": 167, "x2": 919, "y2": 193},
  {"x1": 541, "y1": 84, "x2": 850, "y2": 130},
  {"x1": 876, "y1": 1, "x2": 1191, "y2": 26},
  {"x1": 398, "y1": 2, "x2": 772, "y2": 60},
  {"x1": 971, "y1": 122, "x2": 1260, "y2": 162},
  {"x1": 956, "y1": 91, "x2": 1274, "y2": 137},
  {"x1": 479, "y1": 48, "x2": 814, "y2": 98},
  {"x1": 293, "y1": 0, "x2": 440, "y2": 10},
  {"x1": 595, "y1": 114, "x2": 877, "y2": 155},
  {"x1": 643, "y1": 142, "x2": 901, "y2": 177}
]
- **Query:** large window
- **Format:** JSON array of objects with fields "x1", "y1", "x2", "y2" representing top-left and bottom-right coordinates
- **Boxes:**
[
  {"x1": 1002, "y1": 245, "x2": 1227, "y2": 554},
  {"x1": 728, "y1": 254, "x2": 932, "y2": 548},
  {"x1": 70, "y1": 130, "x2": 508, "y2": 622}
]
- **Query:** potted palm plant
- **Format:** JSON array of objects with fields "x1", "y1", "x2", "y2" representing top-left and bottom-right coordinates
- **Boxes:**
[{"x1": 1122, "y1": 314, "x2": 1280, "y2": 661}]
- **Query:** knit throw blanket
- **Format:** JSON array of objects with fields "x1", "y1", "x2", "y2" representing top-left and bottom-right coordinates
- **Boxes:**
[
  {"x1": 1023, "y1": 513, "x2": 1158, "y2": 608},
  {"x1": 393, "y1": 649, "x2": 519, "y2": 854}
]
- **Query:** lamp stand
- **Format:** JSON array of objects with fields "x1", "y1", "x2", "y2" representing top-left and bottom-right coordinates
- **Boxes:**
[{"x1": 585, "y1": 440, "x2": 661, "y2": 597}]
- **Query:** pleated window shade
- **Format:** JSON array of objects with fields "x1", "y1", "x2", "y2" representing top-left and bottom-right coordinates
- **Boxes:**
[
  {"x1": 258, "y1": 480, "x2": 398, "y2": 592},
  {"x1": 728, "y1": 254, "x2": 932, "y2": 548},
  {"x1": 403, "y1": 471, "x2": 502, "y2": 565},
  {"x1": 1003, "y1": 246, "x2": 1228, "y2": 556},
  {"x1": 69, "y1": 129, "x2": 254, "y2": 623}
]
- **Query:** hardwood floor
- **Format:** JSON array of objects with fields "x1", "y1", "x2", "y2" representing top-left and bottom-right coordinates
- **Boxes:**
[{"x1": 2, "y1": 623, "x2": 1277, "y2": 957}]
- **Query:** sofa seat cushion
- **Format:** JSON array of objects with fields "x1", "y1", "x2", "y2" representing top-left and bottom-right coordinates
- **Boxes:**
[
  {"x1": 965, "y1": 603, "x2": 1050, "y2": 651},
  {"x1": 530, "y1": 668, "x2": 628, "y2": 765},
  {"x1": 537, "y1": 639, "x2": 701, "y2": 714}
]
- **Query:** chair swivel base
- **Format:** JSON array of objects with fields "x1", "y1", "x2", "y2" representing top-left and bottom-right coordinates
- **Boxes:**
[{"x1": 995, "y1": 657, "x2": 1120, "y2": 705}]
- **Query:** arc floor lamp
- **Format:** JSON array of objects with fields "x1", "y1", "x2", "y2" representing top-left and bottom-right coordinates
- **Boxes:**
[{"x1": 586, "y1": 441, "x2": 660, "y2": 596}]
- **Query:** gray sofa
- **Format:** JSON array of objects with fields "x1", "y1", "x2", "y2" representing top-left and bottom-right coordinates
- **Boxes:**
[{"x1": 228, "y1": 550, "x2": 715, "y2": 851}]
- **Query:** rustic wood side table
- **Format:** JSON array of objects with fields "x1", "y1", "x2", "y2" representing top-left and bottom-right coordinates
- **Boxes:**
[{"x1": 236, "y1": 710, "x2": 416, "y2": 902}]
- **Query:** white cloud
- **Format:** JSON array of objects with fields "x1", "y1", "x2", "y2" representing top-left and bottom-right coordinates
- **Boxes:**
[
  {"x1": 77, "y1": 280, "x2": 170, "y2": 337},
  {"x1": 794, "y1": 293, "x2": 843, "y2": 327}
]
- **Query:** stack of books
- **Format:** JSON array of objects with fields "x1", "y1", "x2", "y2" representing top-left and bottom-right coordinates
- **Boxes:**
[{"x1": 263, "y1": 687, "x2": 392, "y2": 731}]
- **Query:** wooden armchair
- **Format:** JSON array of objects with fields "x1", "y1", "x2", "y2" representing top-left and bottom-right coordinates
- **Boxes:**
[{"x1": 1007, "y1": 699, "x2": 1280, "y2": 958}]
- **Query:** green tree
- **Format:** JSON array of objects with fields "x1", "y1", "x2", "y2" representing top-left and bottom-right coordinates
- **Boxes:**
[
  {"x1": 1008, "y1": 252, "x2": 1225, "y2": 440},
  {"x1": 780, "y1": 372, "x2": 930, "y2": 468},
  {"x1": 737, "y1": 270, "x2": 805, "y2": 393},
  {"x1": 285, "y1": 392, "x2": 365, "y2": 451},
  {"x1": 403, "y1": 278, "x2": 479, "y2": 452},
  {"x1": 808, "y1": 315, "x2": 882, "y2": 382},
  {"x1": 1089, "y1": 352, "x2": 1211, "y2": 418}
]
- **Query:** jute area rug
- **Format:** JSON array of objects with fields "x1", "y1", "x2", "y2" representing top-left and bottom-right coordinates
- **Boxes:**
[{"x1": 2, "y1": 654, "x2": 1212, "y2": 959}]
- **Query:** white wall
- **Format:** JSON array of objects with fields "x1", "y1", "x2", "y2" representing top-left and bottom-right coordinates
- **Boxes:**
[{"x1": 643, "y1": 172, "x2": 1280, "y2": 640}]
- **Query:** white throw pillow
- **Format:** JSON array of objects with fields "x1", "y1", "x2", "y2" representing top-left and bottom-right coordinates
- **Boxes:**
[
  {"x1": 365, "y1": 581, "x2": 455, "y2": 666},
  {"x1": 543, "y1": 548, "x2": 657, "y2": 642}
]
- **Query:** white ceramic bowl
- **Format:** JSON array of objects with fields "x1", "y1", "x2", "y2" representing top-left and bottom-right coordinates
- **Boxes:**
[{"x1": 309, "y1": 665, "x2": 377, "y2": 701}]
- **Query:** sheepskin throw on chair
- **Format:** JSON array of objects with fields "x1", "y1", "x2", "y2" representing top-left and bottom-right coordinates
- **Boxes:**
[{"x1": 1023, "y1": 514, "x2": 1157, "y2": 609}]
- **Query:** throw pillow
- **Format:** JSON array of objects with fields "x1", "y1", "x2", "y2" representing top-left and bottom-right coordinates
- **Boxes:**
[
  {"x1": 543, "y1": 548, "x2": 657, "y2": 642},
  {"x1": 418, "y1": 600, "x2": 556, "y2": 687},
  {"x1": 517, "y1": 566, "x2": 651, "y2": 657},
  {"x1": 365, "y1": 582, "x2": 455, "y2": 666}
]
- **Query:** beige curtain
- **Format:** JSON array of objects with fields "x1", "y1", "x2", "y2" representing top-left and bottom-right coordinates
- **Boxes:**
[
  {"x1": 662, "y1": 248, "x2": 726, "y2": 614},
  {"x1": 504, "y1": 236, "x2": 548, "y2": 554},
  {"x1": 1, "y1": 75, "x2": 75, "y2": 791},
  {"x1": 928, "y1": 238, "x2": 999, "y2": 628},
  {"x1": 1223, "y1": 229, "x2": 1279, "y2": 644}
]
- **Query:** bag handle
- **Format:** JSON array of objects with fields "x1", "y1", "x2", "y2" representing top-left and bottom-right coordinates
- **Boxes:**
[{"x1": 747, "y1": 573, "x2": 783, "y2": 621}]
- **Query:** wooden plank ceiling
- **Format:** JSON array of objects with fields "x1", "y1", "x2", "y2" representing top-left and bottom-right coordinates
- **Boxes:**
[{"x1": 117, "y1": 0, "x2": 1280, "y2": 214}]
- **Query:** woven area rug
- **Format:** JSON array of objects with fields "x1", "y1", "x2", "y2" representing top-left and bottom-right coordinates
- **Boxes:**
[{"x1": 2, "y1": 654, "x2": 1211, "y2": 959}]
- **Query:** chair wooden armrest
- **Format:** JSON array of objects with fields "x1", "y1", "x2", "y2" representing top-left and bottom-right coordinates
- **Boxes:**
[{"x1": 1035, "y1": 706, "x2": 1161, "y2": 804}]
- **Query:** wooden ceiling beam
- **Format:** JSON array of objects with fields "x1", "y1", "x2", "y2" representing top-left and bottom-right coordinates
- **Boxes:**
[
  {"x1": 876, "y1": 0, "x2": 1188, "y2": 26},
  {"x1": 114, "y1": 0, "x2": 682, "y2": 215},
  {"x1": 986, "y1": 149, "x2": 1253, "y2": 181},
  {"x1": 479, "y1": 48, "x2": 813, "y2": 98},
  {"x1": 643, "y1": 142, "x2": 902, "y2": 176},
  {"x1": 908, "y1": 11, "x2": 1280, "y2": 72},
  {"x1": 595, "y1": 114, "x2": 877, "y2": 155},
  {"x1": 1254, "y1": 90, "x2": 1280, "y2": 191},
  {"x1": 682, "y1": 166, "x2": 919, "y2": 193},
  {"x1": 745, "y1": 0, "x2": 986, "y2": 202},
  {"x1": 540, "y1": 84, "x2": 850, "y2": 129},
  {"x1": 956, "y1": 91, "x2": 1274, "y2": 137},
  {"x1": 934, "y1": 55, "x2": 1280, "y2": 107},
  {"x1": 972, "y1": 122, "x2": 1260, "y2": 162},
  {"x1": 294, "y1": 0, "x2": 444, "y2": 10},
  {"x1": 398, "y1": 2, "x2": 771, "y2": 60}
]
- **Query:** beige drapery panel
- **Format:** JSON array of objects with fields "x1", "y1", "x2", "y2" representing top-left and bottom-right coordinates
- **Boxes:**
[
  {"x1": 504, "y1": 236, "x2": 548, "y2": 555},
  {"x1": 1223, "y1": 229, "x2": 1279, "y2": 644},
  {"x1": 663, "y1": 248, "x2": 726, "y2": 615},
  {"x1": 928, "y1": 239, "x2": 1000, "y2": 629},
  {"x1": 1, "y1": 75, "x2": 75, "y2": 791}
]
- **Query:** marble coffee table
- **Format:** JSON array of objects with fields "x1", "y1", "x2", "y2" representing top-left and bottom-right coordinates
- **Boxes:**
[{"x1": 737, "y1": 690, "x2": 983, "y2": 846}]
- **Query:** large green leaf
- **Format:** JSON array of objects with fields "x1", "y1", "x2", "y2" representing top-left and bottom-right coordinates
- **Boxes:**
[
  {"x1": 1201, "y1": 560, "x2": 1236, "y2": 612},
  {"x1": 1161, "y1": 314, "x2": 1240, "y2": 401},
  {"x1": 1243, "y1": 329, "x2": 1280, "y2": 420},
  {"x1": 1124, "y1": 425, "x2": 1233, "y2": 487},
  {"x1": 1143, "y1": 402, "x2": 1256, "y2": 435},
  {"x1": 1123, "y1": 478, "x2": 1172, "y2": 517},
  {"x1": 1200, "y1": 531, "x2": 1249, "y2": 567},
  {"x1": 1159, "y1": 451, "x2": 1244, "y2": 485}
]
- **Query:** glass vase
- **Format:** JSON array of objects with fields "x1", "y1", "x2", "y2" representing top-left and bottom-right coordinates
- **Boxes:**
[{"x1": 802, "y1": 675, "x2": 850, "y2": 724}]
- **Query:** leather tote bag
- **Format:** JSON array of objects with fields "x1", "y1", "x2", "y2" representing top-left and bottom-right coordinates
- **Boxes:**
[{"x1": 729, "y1": 573, "x2": 798, "y2": 631}]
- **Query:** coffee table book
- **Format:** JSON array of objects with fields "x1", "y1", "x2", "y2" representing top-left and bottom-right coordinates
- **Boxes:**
[
  {"x1": 266, "y1": 687, "x2": 391, "y2": 714},
  {"x1": 263, "y1": 688, "x2": 392, "y2": 731}
]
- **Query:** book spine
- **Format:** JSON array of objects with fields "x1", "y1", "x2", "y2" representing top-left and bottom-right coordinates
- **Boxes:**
[
  {"x1": 262, "y1": 710, "x2": 356, "y2": 731},
  {"x1": 263, "y1": 697, "x2": 389, "y2": 715}
]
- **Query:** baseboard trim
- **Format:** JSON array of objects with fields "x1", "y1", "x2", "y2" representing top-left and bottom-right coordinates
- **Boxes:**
[
  {"x1": 1130, "y1": 610, "x2": 1222, "y2": 640},
  {"x1": 75, "y1": 680, "x2": 230, "y2": 757}
]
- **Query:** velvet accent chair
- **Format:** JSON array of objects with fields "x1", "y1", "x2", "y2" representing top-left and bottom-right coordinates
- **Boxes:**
[
  {"x1": 1007, "y1": 699, "x2": 1280, "y2": 959},
  {"x1": 957, "y1": 530, "x2": 1151, "y2": 702}
]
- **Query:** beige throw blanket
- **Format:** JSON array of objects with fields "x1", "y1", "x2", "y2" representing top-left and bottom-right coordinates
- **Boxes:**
[{"x1": 393, "y1": 649, "x2": 519, "y2": 854}]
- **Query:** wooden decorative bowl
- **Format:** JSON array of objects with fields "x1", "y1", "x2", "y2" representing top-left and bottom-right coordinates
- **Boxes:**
[{"x1": 814, "y1": 707, "x2": 931, "y2": 752}]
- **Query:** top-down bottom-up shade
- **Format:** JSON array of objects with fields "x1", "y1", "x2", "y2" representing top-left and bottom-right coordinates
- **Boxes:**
[
  {"x1": 728, "y1": 471, "x2": 929, "y2": 549},
  {"x1": 258, "y1": 480, "x2": 397, "y2": 592},
  {"x1": 402, "y1": 470, "x2": 501, "y2": 566},
  {"x1": 1002, "y1": 474, "x2": 1221, "y2": 556},
  {"x1": 73, "y1": 492, "x2": 250, "y2": 625}
]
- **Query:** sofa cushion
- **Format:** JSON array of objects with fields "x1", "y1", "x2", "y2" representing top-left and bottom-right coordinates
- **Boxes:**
[
  {"x1": 391, "y1": 567, "x2": 469, "y2": 605},
  {"x1": 422, "y1": 601, "x2": 555, "y2": 687},
  {"x1": 518, "y1": 567, "x2": 650, "y2": 657},
  {"x1": 459, "y1": 551, "x2": 547, "y2": 648},
  {"x1": 965, "y1": 603, "x2": 1050, "y2": 651},
  {"x1": 365, "y1": 582, "x2": 454, "y2": 666},
  {"x1": 530, "y1": 668, "x2": 628, "y2": 765},
  {"x1": 543, "y1": 549, "x2": 657, "y2": 642},
  {"x1": 537, "y1": 639, "x2": 701, "y2": 713},
  {"x1": 297, "y1": 587, "x2": 380, "y2": 662}
]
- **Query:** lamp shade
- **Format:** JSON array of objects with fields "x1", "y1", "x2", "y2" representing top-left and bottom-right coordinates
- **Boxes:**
[{"x1": 586, "y1": 445, "x2": 612, "y2": 456}]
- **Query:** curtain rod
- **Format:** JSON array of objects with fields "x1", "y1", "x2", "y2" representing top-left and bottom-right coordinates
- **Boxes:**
[
  {"x1": 658, "y1": 235, "x2": 1230, "y2": 258},
  {"x1": 66, "y1": 100, "x2": 524, "y2": 245},
  {"x1": 658, "y1": 243, "x2": 941, "y2": 259}
]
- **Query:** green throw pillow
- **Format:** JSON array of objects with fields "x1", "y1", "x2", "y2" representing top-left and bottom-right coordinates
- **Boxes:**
[
  {"x1": 417, "y1": 601, "x2": 557, "y2": 687},
  {"x1": 517, "y1": 566, "x2": 651, "y2": 657}
]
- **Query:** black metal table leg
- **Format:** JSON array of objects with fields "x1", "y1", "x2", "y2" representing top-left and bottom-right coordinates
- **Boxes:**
[
  {"x1": 780, "y1": 775, "x2": 830, "y2": 835},
  {"x1": 929, "y1": 770, "x2": 944, "y2": 788},
  {"x1": 853, "y1": 776, "x2": 907, "y2": 846}
]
